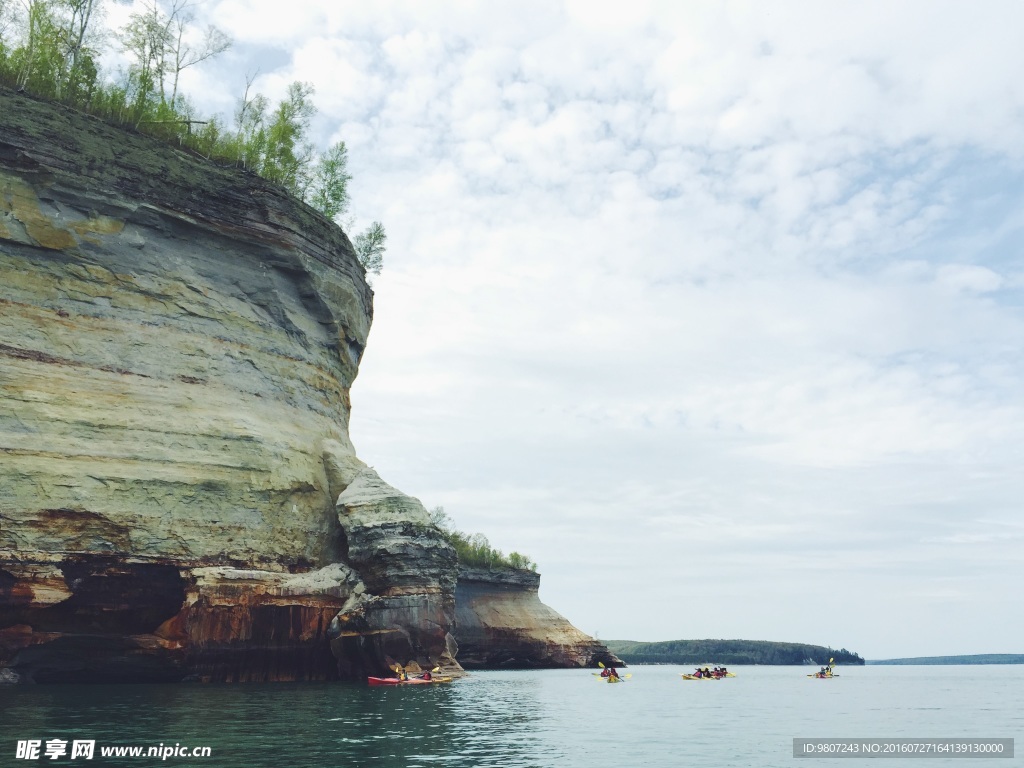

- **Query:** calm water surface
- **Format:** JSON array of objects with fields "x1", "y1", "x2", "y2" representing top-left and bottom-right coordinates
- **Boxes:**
[{"x1": 2, "y1": 666, "x2": 1021, "y2": 767}]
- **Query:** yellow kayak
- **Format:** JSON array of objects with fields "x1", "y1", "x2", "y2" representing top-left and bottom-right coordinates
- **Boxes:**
[{"x1": 593, "y1": 673, "x2": 632, "y2": 682}]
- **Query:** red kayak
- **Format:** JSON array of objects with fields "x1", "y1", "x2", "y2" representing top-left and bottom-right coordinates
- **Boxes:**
[{"x1": 367, "y1": 676, "x2": 432, "y2": 686}]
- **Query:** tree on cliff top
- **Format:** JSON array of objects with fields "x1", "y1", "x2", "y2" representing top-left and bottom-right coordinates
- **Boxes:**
[
  {"x1": 227, "y1": 78, "x2": 386, "y2": 279},
  {"x1": 429, "y1": 506, "x2": 538, "y2": 572},
  {"x1": 353, "y1": 221, "x2": 386, "y2": 278},
  {"x1": 120, "y1": 0, "x2": 231, "y2": 112},
  {"x1": 4, "y1": 0, "x2": 104, "y2": 102},
  {"x1": 0, "y1": 0, "x2": 386, "y2": 280}
]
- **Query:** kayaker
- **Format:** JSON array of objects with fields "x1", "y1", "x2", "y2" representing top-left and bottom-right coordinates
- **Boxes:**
[
  {"x1": 419, "y1": 671, "x2": 432, "y2": 681},
  {"x1": 607, "y1": 666, "x2": 620, "y2": 680},
  {"x1": 694, "y1": 667, "x2": 704, "y2": 678},
  {"x1": 397, "y1": 665, "x2": 408, "y2": 681}
]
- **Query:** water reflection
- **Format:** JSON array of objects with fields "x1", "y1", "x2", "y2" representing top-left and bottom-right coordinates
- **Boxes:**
[
  {"x1": 3, "y1": 667, "x2": 1022, "y2": 768},
  {"x1": 0, "y1": 674, "x2": 560, "y2": 768}
]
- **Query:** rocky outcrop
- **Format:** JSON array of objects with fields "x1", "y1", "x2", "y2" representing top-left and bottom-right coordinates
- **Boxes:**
[
  {"x1": 0, "y1": 88, "x2": 610, "y2": 684},
  {"x1": 455, "y1": 567, "x2": 621, "y2": 669},
  {"x1": 329, "y1": 469, "x2": 459, "y2": 677},
  {"x1": 0, "y1": 88, "x2": 457, "y2": 682}
]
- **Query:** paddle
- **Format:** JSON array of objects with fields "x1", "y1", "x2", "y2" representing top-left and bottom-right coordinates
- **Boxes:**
[
  {"x1": 417, "y1": 666, "x2": 441, "y2": 680},
  {"x1": 595, "y1": 661, "x2": 629, "y2": 681},
  {"x1": 389, "y1": 663, "x2": 408, "y2": 681},
  {"x1": 807, "y1": 658, "x2": 839, "y2": 678}
]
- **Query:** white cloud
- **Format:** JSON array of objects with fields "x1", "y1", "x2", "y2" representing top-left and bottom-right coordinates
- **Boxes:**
[{"x1": 140, "y1": 0, "x2": 1024, "y2": 658}]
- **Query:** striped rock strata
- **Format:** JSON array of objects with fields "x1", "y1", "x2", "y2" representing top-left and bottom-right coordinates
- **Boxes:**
[
  {"x1": 455, "y1": 567, "x2": 621, "y2": 669},
  {"x1": 0, "y1": 88, "x2": 456, "y2": 682}
]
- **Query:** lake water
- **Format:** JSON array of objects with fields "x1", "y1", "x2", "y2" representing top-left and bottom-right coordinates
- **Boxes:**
[{"x1": 2, "y1": 665, "x2": 1021, "y2": 767}]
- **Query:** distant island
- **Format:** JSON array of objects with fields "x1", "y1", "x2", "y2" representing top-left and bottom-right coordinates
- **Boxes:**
[
  {"x1": 603, "y1": 639, "x2": 864, "y2": 666},
  {"x1": 868, "y1": 654, "x2": 1024, "y2": 665}
]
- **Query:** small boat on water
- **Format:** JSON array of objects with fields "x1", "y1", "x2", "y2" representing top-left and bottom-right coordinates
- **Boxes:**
[
  {"x1": 367, "y1": 676, "x2": 432, "y2": 686},
  {"x1": 369, "y1": 661, "x2": 453, "y2": 686},
  {"x1": 808, "y1": 658, "x2": 839, "y2": 678},
  {"x1": 593, "y1": 662, "x2": 630, "y2": 682},
  {"x1": 367, "y1": 675, "x2": 453, "y2": 686},
  {"x1": 595, "y1": 673, "x2": 631, "y2": 683},
  {"x1": 682, "y1": 666, "x2": 734, "y2": 680}
]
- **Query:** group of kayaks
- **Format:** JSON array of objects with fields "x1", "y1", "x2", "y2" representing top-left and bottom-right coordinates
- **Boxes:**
[
  {"x1": 681, "y1": 666, "x2": 736, "y2": 680},
  {"x1": 367, "y1": 662, "x2": 453, "y2": 686},
  {"x1": 592, "y1": 663, "x2": 632, "y2": 683},
  {"x1": 367, "y1": 674, "x2": 452, "y2": 686},
  {"x1": 367, "y1": 659, "x2": 842, "y2": 685}
]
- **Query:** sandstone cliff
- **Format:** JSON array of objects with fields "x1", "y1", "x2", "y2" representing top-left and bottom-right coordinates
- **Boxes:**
[
  {"x1": 455, "y1": 567, "x2": 621, "y2": 669},
  {"x1": 0, "y1": 88, "x2": 456, "y2": 682},
  {"x1": 0, "y1": 88, "x2": 617, "y2": 684}
]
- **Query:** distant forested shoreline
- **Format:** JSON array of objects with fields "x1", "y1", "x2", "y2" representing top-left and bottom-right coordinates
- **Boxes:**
[
  {"x1": 604, "y1": 639, "x2": 864, "y2": 666},
  {"x1": 868, "y1": 654, "x2": 1024, "y2": 665}
]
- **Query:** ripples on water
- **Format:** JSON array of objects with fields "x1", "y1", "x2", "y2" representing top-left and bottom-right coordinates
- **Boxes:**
[{"x1": 2, "y1": 666, "x2": 1021, "y2": 767}]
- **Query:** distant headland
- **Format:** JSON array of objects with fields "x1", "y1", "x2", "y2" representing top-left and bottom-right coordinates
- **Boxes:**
[
  {"x1": 603, "y1": 639, "x2": 864, "y2": 666},
  {"x1": 868, "y1": 654, "x2": 1024, "y2": 665}
]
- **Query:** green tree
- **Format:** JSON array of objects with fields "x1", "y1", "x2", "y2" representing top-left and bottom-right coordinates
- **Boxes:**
[
  {"x1": 428, "y1": 506, "x2": 537, "y2": 572},
  {"x1": 231, "y1": 73, "x2": 269, "y2": 171},
  {"x1": 309, "y1": 141, "x2": 351, "y2": 220},
  {"x1": 11, "y1": 0, "x2": 63, "y2": 94},
  {"x1": 353, "y1": 221, "x2": 386, "y2": 278},
  {"x1": 119, "y1": 0, "x2": 170, "y2": 114},
  {"x1": 164, "y1": 0, "x2": 229, "y2": 108},
  {"x1": 54, "y1": 0, "x2": 103, "y2": 101},
  {"x1": 119, "y1": 0, "x2": 229, "y2": 115},
  {"x1": 261, "y1": 80, "x2": 315, "y2": 195}
]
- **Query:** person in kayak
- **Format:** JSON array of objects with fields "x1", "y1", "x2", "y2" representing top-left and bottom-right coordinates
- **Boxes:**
[{"x1": 606, "y1": 667, "x2": 621, "y2": 681}]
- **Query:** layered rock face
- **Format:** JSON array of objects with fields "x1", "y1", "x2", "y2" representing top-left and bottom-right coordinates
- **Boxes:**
[
  {"x1": 0, "y1": 89, "x2": 457, "y2": 682},
  {"x1": 455, "y1": 568, "x2": 621, "y2": 669}
]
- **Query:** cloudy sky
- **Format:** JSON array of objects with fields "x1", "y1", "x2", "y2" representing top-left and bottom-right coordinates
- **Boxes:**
[{"x1": 108, "y1": 0, "x2": 1023, "y2": 658}]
